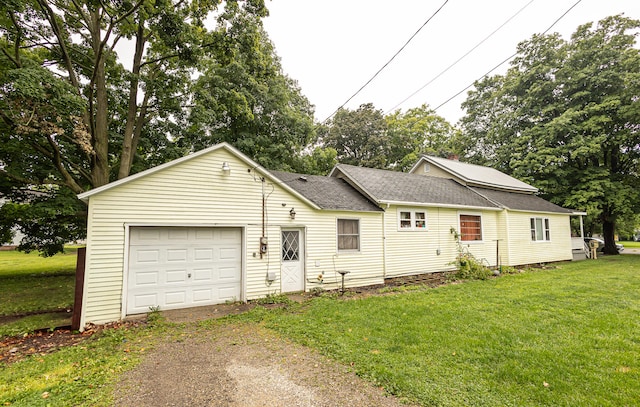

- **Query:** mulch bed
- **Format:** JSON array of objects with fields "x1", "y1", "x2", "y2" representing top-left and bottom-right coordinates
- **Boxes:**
[{"x1": 0, "y1": 321, "x2": 141, "y2": 364}]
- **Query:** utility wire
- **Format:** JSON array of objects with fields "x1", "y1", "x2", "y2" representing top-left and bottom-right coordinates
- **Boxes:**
[
  {"x1": 432, "y1": 0, "x2": 583, "y2": 113},
  {"x1": 386, "y1": 0, "x2": 536, "y2": 114},
  {"x1": 319, "y1": 0, "x2": 449, "y2": 124}
]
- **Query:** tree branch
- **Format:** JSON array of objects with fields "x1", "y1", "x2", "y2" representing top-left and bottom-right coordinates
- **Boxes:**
[
  {"x1": 44, "y1": 134, "x2": 85, "y2": 194},
  {"x1": 35, "y1": 0, "x2": 82, "y2": 93}
]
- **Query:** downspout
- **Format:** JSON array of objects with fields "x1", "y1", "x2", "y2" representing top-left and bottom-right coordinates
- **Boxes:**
[
  {"x1": 382, "y1": 203, "x2": 389, "y2": 279},
  {"x1": 504, "y1": 209, "x2": 511, "y2": 267}
]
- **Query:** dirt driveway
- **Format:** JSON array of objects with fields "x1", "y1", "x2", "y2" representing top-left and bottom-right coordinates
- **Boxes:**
[{"x1": 114, "y1": 320, "x2": 413, "y2": 407}]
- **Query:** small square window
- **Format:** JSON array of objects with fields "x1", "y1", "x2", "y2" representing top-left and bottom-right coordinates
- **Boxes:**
[
  {"x1": 337, "y1": 219, "x2": 360, "y2": 251},
  {"x1": 398, "y1": 210, "x2": 427, "y2": 231},
  {"x1": 459, "y1": 214, "x2": 482, "y2": 241}
]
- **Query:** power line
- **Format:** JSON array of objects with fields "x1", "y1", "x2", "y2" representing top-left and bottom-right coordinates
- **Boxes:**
[
  {"x1": 385, "y1": 0, "x2": 536, "y2": 114},
  {"x1": 432, "y1": 0, "x2": 583, "y2": 114},
  {"x1": 319, "y1": 0, "x2": 450, "y2": 124}
]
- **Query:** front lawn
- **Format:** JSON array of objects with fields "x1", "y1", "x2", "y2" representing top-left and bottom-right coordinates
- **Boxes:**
[
  {"x1": 0, "y1": 248, "x2": 78, "y2": 337},
  {"x1": 621, "y1": 240, "x2": 640, "y2": 248},
  {"x1": 266, "y1": 256, "x2": 640, "y2": 406},
  {"x1": 2, "y1": 256, "x2": 638, "y2": 406}
]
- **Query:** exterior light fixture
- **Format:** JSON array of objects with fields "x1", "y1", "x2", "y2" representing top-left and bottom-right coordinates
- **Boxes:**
[
  {"x1": 221, "y1": 162, "x2": 230, "y2": 176},
  {"x1": 289, "y1": 207, "x2": 296, "y2": 220}
]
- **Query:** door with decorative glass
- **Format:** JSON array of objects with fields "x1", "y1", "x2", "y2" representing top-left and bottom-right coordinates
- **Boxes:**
[{"x1": 281, "y1": 229, "x2": 304, "y2": 292}]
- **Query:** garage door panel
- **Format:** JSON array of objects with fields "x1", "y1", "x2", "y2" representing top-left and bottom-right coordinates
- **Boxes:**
[
  {"x1": 134, "y1": 228, "x2": 162, "y2": 242},
  {"x1": 193, "y1": 267, "x2": 213, "y2": 281},
  {"x1": 194, "y1": 248, "x2": 214, "y2": 261},
  {"x1": 195, "y1": 229, "x2": 215, "y2": 240},
  {"x1": 134, "y1": 271, "x2": 159, "y2": 286},
  {"x1": 165, "y1": 269, "x2": 188, "y2": 283},
  {"x1": 219, "y1": 266, "x2": 240, "y2": 280},
  {"x1": 167, "y1": 249, "x2": 188, "y2": 262},
  {"x1": 218, "y1": 285, "x2": 241, "y2": 301},
  {"x1": 193, "y1": 288, "x2": 213, "y2": 302},
  {"x1": 167, "y1": 229, "x2": 189, "y2": 240},
  {"x1": 135, "y1": 249, "x2": 160, "y2": 264},
  {"x1": 164, "y1": 291, "x2": 187, "y2": 305},
  {"x1": 127, "y1": 227, "x2": 242, "y2": 315},
  {"x1": 132, "y1": 293, "x2": 158, "y2": 309}
]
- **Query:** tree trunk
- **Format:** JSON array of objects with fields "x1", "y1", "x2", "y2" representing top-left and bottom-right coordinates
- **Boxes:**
[
  {"x1": 90, "y1": 11, "x2": 110, "y2": 188},
  {"x1": 602, "y1": 217, "x2": 619, "y2": 255},
  {"x1": 118, "y1": 23, "x2": 146, "y2": 180}
]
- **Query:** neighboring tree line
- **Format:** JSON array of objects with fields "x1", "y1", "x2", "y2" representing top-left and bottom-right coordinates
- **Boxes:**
[{"x1": 1, "y1": 3, "x2": 638, "y2": 256}]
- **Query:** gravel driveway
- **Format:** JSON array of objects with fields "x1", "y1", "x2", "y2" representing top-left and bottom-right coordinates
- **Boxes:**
[{"x1": 114, "y1": 322, "x2": 413, "y2": 407}]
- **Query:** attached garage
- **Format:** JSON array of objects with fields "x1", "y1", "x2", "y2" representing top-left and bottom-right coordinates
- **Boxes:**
[{"x1": 126, "y1": 226, "x2": 242, "y2": 315}]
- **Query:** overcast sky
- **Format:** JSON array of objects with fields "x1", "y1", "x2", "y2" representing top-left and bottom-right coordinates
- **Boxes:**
[{"x1": 262, "y1": 0, "x2": 640, "y2": 125}]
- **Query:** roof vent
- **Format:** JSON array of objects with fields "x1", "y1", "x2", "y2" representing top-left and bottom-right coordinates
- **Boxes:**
[
  {"x1": 299, "y1": 176, "x2": 307, "y2": 182},
  {"x1": 424, "y1": 163, "x2": 430, "y2": 173}
]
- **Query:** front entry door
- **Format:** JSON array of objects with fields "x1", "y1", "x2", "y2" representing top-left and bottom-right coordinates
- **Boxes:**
[{"x1": 281, "y1": 229, "x2": 304, "y2": 292}]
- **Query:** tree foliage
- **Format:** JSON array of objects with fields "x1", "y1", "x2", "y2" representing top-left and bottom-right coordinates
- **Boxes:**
[
  {"x1": 460, "y1": 15, "x2": 640, "y2": 254},
  {"x1": 386, "y1": 104, "x2": 461, "y2": 171},
  {"x1": 322, "y1": 103, "x2": 458, "y2": 170},
  {"x1": 183, "y1": 2, "x2": 315, "y2": 171},
  {"x1": 0, "y1": 0, "x2": 315, "y2": 254}
]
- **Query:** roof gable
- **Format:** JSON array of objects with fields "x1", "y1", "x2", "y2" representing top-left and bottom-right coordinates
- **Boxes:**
[
  {"x1": 77, "y1": 143, "x2": 321, "y2": 209},
  {"x1": 330, "y1": 164, "x2": 500, "y2": 210},
  {"x1": 410, "y1": 156, "x2": 538, "y2": 193}
]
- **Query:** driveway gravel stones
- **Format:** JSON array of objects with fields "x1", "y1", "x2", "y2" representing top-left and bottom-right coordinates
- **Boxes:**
[{"x1": 114, "y1": 323, "x2": 412, "y2": 407}]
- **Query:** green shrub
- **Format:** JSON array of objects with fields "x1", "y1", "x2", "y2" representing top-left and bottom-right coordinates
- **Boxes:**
[{"x1": 450, "y1": 228, "x2": 492, "y2": 280}]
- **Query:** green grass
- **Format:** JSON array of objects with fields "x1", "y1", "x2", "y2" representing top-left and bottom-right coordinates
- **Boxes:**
[
  {"x1": 263, "y1": 256, "x2": 640, "y2": 406},
  {"x1": 0, "y1": 248, "x2": 78, "y2": 277},
  {"x1": 0, "y1": 321, "x2": 160, "y2": 406},
  {"x1": 2, "y1": 257, "x2": 639, "y2": 406},
  {"x1": 620, "y1": 240, "x2": 640, "y2": 248},
  {"x1": 0, "y1": 248, "x2": 78, "y2": 336}
]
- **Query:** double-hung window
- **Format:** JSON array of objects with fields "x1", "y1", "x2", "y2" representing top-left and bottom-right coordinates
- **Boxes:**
[
  {"x1": 337, "y1": 219, "x2": 359, "y2": 251},
  {"x1": 398, "y1": 210, "x2": 427, "y2": 231},
  {"x1": 530, "y1": 217, "x2": 550, "y2": 241},
  {"x1": 459, "y1": 214, "x2": 482, "y2": 242}
]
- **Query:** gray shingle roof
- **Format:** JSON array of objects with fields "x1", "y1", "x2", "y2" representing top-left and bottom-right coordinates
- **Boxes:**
[
  {"x1": 270, "y1": 171, "x2": 382, "y2": 212},
  {"x1": 333, "y1": 164, "x2": 500, "y2": 209},
  {"x1": 470, "y1": 188, "x2": 573, "y2": 214}
]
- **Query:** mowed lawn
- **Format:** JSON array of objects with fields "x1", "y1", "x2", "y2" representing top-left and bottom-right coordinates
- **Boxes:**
[
  {"x1": 1, "y1": 255, "x2": 639, "y2": 406},
  {"x1": 266, "y1": 256, "x2": 640, "y2": 406},
  {"x1": 0, "y1": 248, "x2": 78, "y2": 336}
]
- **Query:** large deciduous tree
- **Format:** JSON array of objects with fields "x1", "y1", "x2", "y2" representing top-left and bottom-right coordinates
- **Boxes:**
[
  {"x1": 322, "y1": 103, "x2": 389, "y2": 168},
  {"x1": 183, "y1": 2, "x2": 315, "y2": 171},
  {"x1": 460, "y1": 15, "x2": 640, "y2": 254},
  {"x1": 1, "y1": 0, "x2": 315, "y2": 255},
  {"x1": 386, "y1": 104, "x2": 461, "y2": 171}
]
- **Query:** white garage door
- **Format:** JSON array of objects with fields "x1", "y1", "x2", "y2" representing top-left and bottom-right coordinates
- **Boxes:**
[{"x1": 126, "y1": 227, "x2": 242, "y2": 315}]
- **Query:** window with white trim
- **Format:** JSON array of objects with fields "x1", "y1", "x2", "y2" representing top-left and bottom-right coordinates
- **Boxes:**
[
  {"x1": 337, "y1": 219, "x2": 360, "y2": 251},
  {"x1": 459, "y1": 214, "x2": 482, "y2": 242},
  {"x1": 398, "y1": 210, "x2": 427, "y2": 231},
  {"x1": 530, "y1": 217, "x2": 550, "y2": 241}
]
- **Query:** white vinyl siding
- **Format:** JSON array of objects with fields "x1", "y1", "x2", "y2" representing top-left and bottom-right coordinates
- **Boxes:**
[
  {"x1": 507, "y1": 212, "x2": 572, "y2": 265},
  {"x1": 81, "y1": 148, "x2": 384, "y2": 325}
]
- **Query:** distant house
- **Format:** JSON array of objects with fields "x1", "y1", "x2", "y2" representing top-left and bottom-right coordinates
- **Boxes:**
[
  {"x1": 0, "y1": 197, "x2": 24, "y2": 249},
  {"x1": 77, "y1": 143, "x2": 582, "y2": 327}
]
